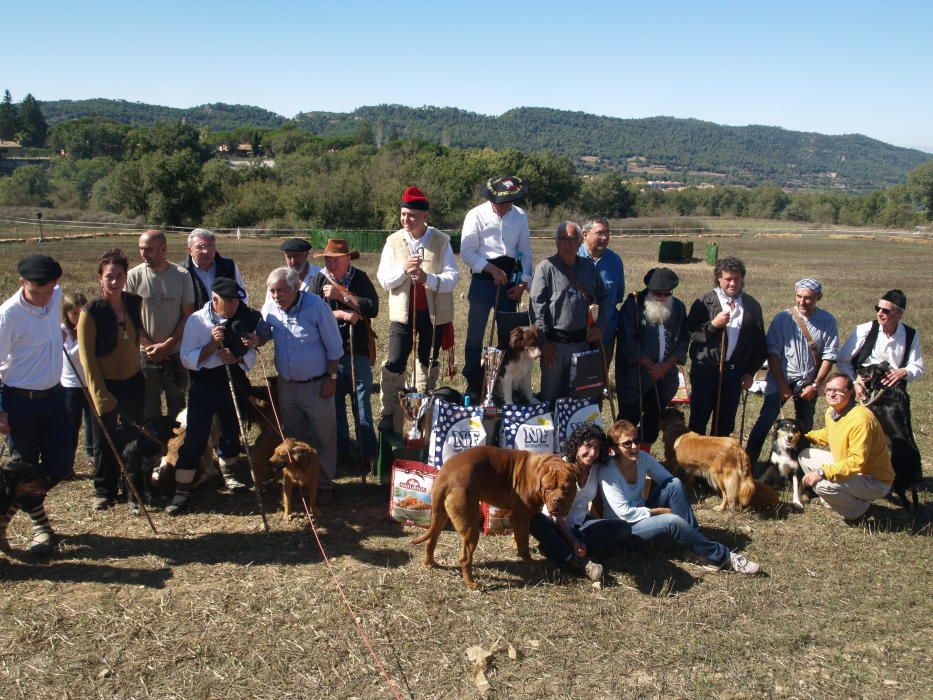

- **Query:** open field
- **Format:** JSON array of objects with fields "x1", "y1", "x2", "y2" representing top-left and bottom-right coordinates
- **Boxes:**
[{"x1": 0, "y1": 231, "x2": 931, "y2": 699}]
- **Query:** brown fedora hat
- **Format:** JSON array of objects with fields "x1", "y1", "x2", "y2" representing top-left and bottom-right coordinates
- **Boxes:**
[{"x1": 314, "y1": 238, "x2": 360, "y2": 260}]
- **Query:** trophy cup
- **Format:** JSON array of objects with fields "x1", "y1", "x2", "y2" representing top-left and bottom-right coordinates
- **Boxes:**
[
  {"x1": 481, "y1": 346, "x2": 504, "y2": 418},
  {"x1": 399, "y1": 390, "x2": 432, "y2": 449}
]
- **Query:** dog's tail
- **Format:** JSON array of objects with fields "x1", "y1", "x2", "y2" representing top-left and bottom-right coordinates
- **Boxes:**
[
  {"x1": 747, "y1": 479, "x2": 780, "y2": 510},
  {"x1": 410, "y1": 486, "x2": 448, "y2": 545}
]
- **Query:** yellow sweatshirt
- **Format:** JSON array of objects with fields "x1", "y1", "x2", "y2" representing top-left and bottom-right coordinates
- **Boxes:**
[
  {"x1": 77, "y1": 309, "x2": 141, "y2": 415},
  {"x1": 806, "y1": 405, "x2": 894, "y2": 485}
]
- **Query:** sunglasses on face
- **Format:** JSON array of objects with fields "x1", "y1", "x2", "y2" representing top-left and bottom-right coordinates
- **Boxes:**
[
  {"x1": 617, "y1": 439, "x2": 638, "y2": 448},
  {"x1": 824, "y1": 388, "x2": 849, "y2": 396},
  {"x1": 874, "y1": 306, "x2": 897, "y2": 315}
]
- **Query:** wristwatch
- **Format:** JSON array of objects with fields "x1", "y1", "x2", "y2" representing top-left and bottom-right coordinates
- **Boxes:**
[{"x1": 817, "y1": 468, "x2": 825, "y2": 479}]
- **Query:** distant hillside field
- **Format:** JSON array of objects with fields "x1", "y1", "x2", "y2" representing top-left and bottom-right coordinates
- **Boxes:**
[{"x1": 36, "y1": 99, "x2": 931, "y2": 192}]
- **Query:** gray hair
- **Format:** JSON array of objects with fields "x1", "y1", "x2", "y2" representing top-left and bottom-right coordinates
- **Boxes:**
[
  {"x1": 555, "y1": 220, "x2": 581, "y2": 238},
  {"x1": 266, "y1": 266, "x2": 300, "y2": 289},
  {"x1": 582, "y1": 216, "x2": 609, "y2": 234},
  {"x1": 187, "y1": 228, "x2": 216, "y2": 247}
]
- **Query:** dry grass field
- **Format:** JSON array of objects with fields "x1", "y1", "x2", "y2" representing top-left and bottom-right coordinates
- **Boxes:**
[{"x1": 0, "y1": 229, "x2": 931, "y2": 699}]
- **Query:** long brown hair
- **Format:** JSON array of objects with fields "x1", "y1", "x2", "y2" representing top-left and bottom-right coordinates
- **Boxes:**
[{"x1": 62, "y1": 291, "x2": 89, "y2": 337}]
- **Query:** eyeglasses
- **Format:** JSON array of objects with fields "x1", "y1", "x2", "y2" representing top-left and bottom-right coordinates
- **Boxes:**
[
  {"x1": 652, "y1": 291, "x2": 672, "y2": 298},
  {"x1": 824, "y1": 388, "x2": 849, "y2": 396},
  {"x1": 874, "y1": 305, "x2": 898, "y2": 315},
  {"x1": 617, "y1": 439, "x2": 638, "y2": 448}
]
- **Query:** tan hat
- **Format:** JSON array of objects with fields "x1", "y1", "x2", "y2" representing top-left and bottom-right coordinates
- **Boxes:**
[{"x1": 314, "y1": 238, "x2": 360, "y2": 260}]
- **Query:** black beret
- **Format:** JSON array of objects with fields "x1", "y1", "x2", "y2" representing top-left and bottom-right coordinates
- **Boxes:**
[
  {"x1": 211, "y1": 277, "x2": 246, "y2": 300},
  {"x1": 881, "y1": 289, "x2": 907, "y2": 310},
  {"x1": 280, "y1": 238, "x2": 311, "y2": 253},
  {"x1": 480, "y1": 175, "x2": 527, "y2": 204},
  {"x1": 17, "y1": 255, "x2": 62, "y2": 285},
  {"x1": 643, "y1": 267, "x2": 679, "y2": 292}
]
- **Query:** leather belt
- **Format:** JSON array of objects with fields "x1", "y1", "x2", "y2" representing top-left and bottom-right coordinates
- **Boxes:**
[{"x1": 4, "y1": 384, "x2": 62, "y2": 399}]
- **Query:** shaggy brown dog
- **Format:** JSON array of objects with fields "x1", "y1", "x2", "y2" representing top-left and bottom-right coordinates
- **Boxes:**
[
  {"x1": 496, "y1": 325, "x2": 543, "y2": 405},
  {"x1": 268, "y1": 438, "x2": 321, "y2": 519},
  {"x1": 410, "y1": 445, "x2": 580, "y2": 590},
  {"x1": 659, "y1": 408, "x2": 768, "y2": 512}
]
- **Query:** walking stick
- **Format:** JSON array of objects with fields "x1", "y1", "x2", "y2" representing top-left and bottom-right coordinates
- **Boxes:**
[
  {"x1": 62, "y1": 348, "x2": 158, "y2": 535},
  {"x1": 739, "y1": 389, "x2": 749, "y2": 445},
  {"x1": 712, "y1": 327, "x2": 727, "y2": 435},
  {"x1": 588, "y1": 303, "x2": 617, "y2": 419},
  {"x1": 222, "y1": 357, "x2": 270, "y2": 537},
  {"x1": 487, "y1": 284, "x2": 502, "y2": 348},
  {"x1": 347, "y1": 326, "x2": 370, "y2": 483},
  {"x1": 630, "y1": 293, "x2": 644, "y2": 442}
]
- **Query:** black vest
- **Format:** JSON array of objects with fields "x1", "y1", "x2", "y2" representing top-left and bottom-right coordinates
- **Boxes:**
[
  {"x1": 84, "y1": 293, "x2": 143, "y2": 357},
  {"x1": 854, "y1": 321, "x2": 915, "y2": 370},
  {"x1": 185, "y1": 253, "x2": 237, "y2": 308}
]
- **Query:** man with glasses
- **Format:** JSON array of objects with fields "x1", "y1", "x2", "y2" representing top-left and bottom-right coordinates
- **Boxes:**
[
  {"x1": 745, "y1": 278, "x2": 838, "y2": 465},
  {"x1": 798, "y1": 372, "x2": 893, "y2": 523},
  {"x1": 836, "y1": 289, "x2": 924, "y2": 398},
  {"x1": 616, "y1": 267, "x2": 689, "y2": 449},
  {"x1": 578, "y1": 216, "x2": 625, "y2": 358},
  {"x1": 529, "y1": 221, "x2": 610, "y2": 402}
]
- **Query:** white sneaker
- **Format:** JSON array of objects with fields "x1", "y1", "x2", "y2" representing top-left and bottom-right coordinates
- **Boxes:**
[
  {"x1": 584, "y1": 560, "x2": 604, "y2": 582},
  {"x1": 729, "y1": 552, "x2": 761, "y2": 576}
]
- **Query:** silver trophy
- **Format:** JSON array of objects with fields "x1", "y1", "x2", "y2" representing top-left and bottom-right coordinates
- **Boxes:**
[
  {"x1": 481, "y1": 346, "x2": 504, "y2": 417},
  {"x1": 399, "y1": 390, "x2": 432, "y2": 447}
]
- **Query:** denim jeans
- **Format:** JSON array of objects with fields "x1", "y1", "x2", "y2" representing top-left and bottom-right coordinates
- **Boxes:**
[
  {"x1": 336, "y1": 351, "x2": 377, "y2": 458},
  {"x1": 530, "y1": 513, "x2": 632, "y2": 567},
  {"x1": 463, "y1": 276, "x2": 517, "y2": 384},
  {"x1": 2, "y1": 384, "x2": 72, "y2": 489},
  {"x1": 745, "y1": 390, "x2": 816, "y2": 464},
  {"x1": 64, "y1": 386, "x2": 96, "y2": 461},
  {"x1": 630, "y1": 477, "x2": 729, "y2": 566}
]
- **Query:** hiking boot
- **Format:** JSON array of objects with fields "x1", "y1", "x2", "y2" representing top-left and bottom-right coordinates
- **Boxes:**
[
  {"x1": 584, "y1": 560, "x2": 604, "y2": 582},
  {"x1": 29, "y1": 527, "x2": 54, "y2": 557},
  {"x1": 165, "y1": 493, "x2": 189, "y2": 516},
  {"x1": 219, "y1": 458, "x2": 250, "y2": 494},
  {"x1": 728, "y1": 552, "x2": 761, "y2": 575},
  {"x1": 94, "y1": 496, "x2": 115, "y2": 511},
  {"x1": 129, "y1": 501, "x2": 141, "y2": 517}
]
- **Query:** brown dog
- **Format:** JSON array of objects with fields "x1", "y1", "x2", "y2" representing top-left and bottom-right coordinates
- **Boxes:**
[
  {"x1": 268, "y1": 438, "x2": 321, "y2": 519},
  {"x1": 659, "y1": 408, "x2": 769, "y2": 512},
  {"x1": 411, "y1": 445, "x2": 581, "y2": 590}
]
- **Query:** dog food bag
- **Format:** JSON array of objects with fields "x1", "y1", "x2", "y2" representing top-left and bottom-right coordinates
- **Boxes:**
[
  {"x1": 482, "y1": 503, "x2": 513, "y2": 536},
  {"x1": 428, "y1": 399, "x2": 488, "y2": 468},
  {"x1": 499, "y1": 403, "x2": 556, "y2": 454},
  {"x1": 555, "y1": 398, "x2": 602, "y2": 454},
  {"x1": 389, "y1": 460, "x2": 438, "y2": 528}
]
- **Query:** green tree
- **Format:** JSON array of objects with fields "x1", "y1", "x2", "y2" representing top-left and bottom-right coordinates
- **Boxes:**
[
  {"x1": 908, "y1": 160, "x2": 933, "y2": 221},
  {"x1": 17, "y1": 94, "x2": 48, "y2": 146},
  {"x1": 49, "y1": 117, "x2": 130, "y2": 159},
  {"x1": 49, "y1": 156, "x2": 115, "y2": 207},
  {"x1": 0, "y1": 90, "x2": 20, "y2": 140},
  {"x1": 577, "y1": 171, "x2": 636, "y2": 218},
  {"x1": 0, "y1": 165, "x2": 51, "y2": 206}
]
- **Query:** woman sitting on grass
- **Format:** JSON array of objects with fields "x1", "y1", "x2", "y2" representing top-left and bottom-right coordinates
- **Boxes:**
[
  {"x1": 600, "y1": 419, "x2": 761, "y2": 575},
  {"x1": 529, "y1": 424, "x2": 631, "y2": 582}
]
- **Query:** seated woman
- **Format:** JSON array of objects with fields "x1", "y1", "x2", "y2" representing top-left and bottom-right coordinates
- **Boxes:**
[
  {"x1": 600, "y1": 419, "x2": 761, "y2": 575},
  {"x1": 77, "y1": 249, "x2": 145, "y2": 514},
  {"x1": 529, "y1": 424, "x2": 631, "y2": 582}
]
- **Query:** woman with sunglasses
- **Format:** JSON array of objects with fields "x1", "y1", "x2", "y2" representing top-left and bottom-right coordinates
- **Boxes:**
[
  {"x1": 528, "y1": 423, "x2": 632, "y2": 582},
  {"x1": 600, "y1": 419, "x2": 761, "y2": 575}
]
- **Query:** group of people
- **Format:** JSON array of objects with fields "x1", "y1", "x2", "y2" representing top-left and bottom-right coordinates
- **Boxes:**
[{"x1": 0, "y1": 175, "x2": 924, "y2": 558}]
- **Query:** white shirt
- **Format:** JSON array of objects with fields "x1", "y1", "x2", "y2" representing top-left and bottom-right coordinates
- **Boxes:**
[
  {"x1": 543, "y1": 459, "x2": 599, "y2": 528},
  {"x1": 600, "y1": 453, "x2": 674, "y2": 524},
  {"x1": 714, "y1": 288, "x2": 744, "y2": 361},
  {"x1": 376, "y1": 227, "x2": 459, "y2": 294},
  {"x1": 262, "y1": 264, "x2": 322, "y2": 308},
  {"x1": 837, "y1": 320, "x2": 924, "y2": 382},
  {"x1": 460, "y1": 202, "x2": 533, "y2": 285},
  {"x1": 179, "y1": 302, "x2": 256, "y2": 372},
  {"x1": 193, "y1": 260, "x2": 249, "y2": 304},
  {"x1": 0, "y1": 286, "x2": 63, "y2": 391},
  {"x1": 61, "y1": 324, "x2": 87, "y2": 388}
]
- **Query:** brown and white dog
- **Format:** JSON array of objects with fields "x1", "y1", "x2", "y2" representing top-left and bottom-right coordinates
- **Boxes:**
[
  {"x1": 659, "y1": 408, "x2": 778, "y2": 511},
  {"x1": 267, "y1": 438, "x2": 321, "y2": 519},
  {"x1": 411, "y1": 445, "x2": 580, "y2": 590},
  {"x1": 496, "y1": 325, "x2": 542, "y2": 405}
]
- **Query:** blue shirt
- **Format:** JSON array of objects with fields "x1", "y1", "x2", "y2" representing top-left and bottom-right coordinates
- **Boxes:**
[
  {"x1": 764, "y1": 307, "x2": 838, "y2": 394},
  {"x1": 261, "y1": 292, "x2": 344, "y2": 381},
  {"x1": 578, "y1": 246, "x2": 625, "y2": 342}
]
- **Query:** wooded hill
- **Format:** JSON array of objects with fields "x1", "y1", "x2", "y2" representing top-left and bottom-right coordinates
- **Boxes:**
[{"x1": 37, "y1": 99, "x2": 930, "y2": 192}]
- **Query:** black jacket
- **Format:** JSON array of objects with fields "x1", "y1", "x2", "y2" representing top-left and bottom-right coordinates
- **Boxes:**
[
  {"x1": 686, "y1": 290, "x2": 767, "y2": 376},
  {"x1": 184, "y1": 252, "x2": 238, "y2": 308}
]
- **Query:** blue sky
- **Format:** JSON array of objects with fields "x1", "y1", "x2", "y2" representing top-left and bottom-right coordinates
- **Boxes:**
[{"x1": 6, "y1": 1, "x2": 931, "y2": 152}]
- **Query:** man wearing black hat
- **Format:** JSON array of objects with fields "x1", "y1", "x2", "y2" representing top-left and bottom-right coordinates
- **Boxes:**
[
  {"x1": 616, "y1": 267, "x2": 689, "y2": 448},
  {"x1": 459, "y1": 175, "x2": 533, "y2": 401},
  {"x1": 686, "y1": 256, "x2": 767, "y2": 436},
  {"x1": 267, "y1": 238, "x2": 321, "y2": 299},
  {"x1": 184, "y1": 228, "x2": 248, "y2": 309},
  {"x1": 169, "y1": 277, "x2": 261, "y2": 514},
  {"x1": 376, "y1": 186, "x2": 459, "y2": 433},
  {"x1": 0, "y1": 255, "x2": 69, "y2": 555},
  {"x1": 530, "y1": 221, "x2": 610, "y2": 402}
]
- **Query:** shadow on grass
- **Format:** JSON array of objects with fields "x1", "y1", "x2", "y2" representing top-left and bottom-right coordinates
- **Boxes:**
[
  {"x1": 859, "y1": 502, "x2": 932, "y2": 535},
  {"x1": 1, "y1": 559, "x2": 173, "y2": 588}
]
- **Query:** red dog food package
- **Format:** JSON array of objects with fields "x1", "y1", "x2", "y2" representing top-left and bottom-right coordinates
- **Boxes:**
[
  {"x1": 499, "y1": 403, "x2": 556, "y2": 454},
  {"x1": 555, "y1": 398, "x2": 602, "y2": 454},
  {"x1": 482, "y1": 503, "x2": 513, "y2": 536},
  {"x1": 428, "y1": 399, "x2": 487, "y2": 468},
  {"x1": 389, "y1": 460, "x2": 437, "y2": 528}
]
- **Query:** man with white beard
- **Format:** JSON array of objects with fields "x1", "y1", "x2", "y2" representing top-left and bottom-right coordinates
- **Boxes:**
[{"x1": 616, "y1": 268, "x2": 688, "y2": 449}]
